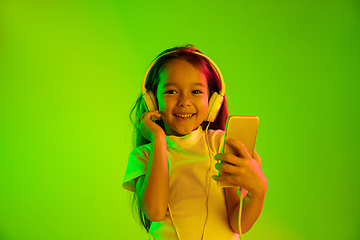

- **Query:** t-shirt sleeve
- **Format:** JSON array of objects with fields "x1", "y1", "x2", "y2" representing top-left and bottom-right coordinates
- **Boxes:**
[
  {"x1": 122, "y1": 145, "x2": 151, "y2": 193},
  {"x1": 208, "y1": 129, "x2": 225, "y2": 154}
]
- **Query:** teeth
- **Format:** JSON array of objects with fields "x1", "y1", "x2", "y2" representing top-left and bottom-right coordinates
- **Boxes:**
[{"x1": 175, "y1": 114, "x2": 194, "y2": 119}]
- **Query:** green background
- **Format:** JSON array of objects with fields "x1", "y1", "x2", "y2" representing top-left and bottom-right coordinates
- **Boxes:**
[{"x1": 1, "y1": 1, "x2": 359, "y2": 239}]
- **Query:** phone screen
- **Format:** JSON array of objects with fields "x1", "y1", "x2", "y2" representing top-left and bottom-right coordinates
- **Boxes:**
[
  {"x1": 218, "y1": 115, "x2": 259, "y2": 187},
  {"x1": 222, "y1": 115, "x2": 259, "y2": 157}
]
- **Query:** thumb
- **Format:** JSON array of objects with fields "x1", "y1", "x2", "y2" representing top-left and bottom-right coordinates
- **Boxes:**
[
  {"x1": 225, "y1": 137, "x2": 251, "y2": 159},
  {"x1": 253, "y1": 149, "x2": 262, "y2": 167}
]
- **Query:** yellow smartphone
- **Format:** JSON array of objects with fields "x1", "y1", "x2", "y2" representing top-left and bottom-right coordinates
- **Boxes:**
[{"x1": 217, "y1": 115, "x2": 259, "y2": 187}]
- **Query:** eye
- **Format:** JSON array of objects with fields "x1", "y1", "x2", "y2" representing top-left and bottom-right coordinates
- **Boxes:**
[
  {"x1": 165, "y1": 90, "x2": 177, "y2": 94},
  {"x1": 192, "y1": 90, "x2": 203, "y2": 94}
]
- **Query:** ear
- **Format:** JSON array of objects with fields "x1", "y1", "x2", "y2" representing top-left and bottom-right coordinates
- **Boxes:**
[
  {"x1": 206, "y1": 92, "x2": 224, "y2": 122},
  {"x1": 142, "y1": 91, "x2": 158, "y2": 112}
]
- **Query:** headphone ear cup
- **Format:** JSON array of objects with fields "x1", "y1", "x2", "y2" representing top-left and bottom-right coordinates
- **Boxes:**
[
  {"x1": 142, "y1": 91, "x2": 158, "y2": 112},
  {"x1": 206, "y1": 92, "x2": 224, "y2": 122}
]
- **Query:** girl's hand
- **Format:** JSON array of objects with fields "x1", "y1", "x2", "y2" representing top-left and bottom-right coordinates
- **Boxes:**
[
  {"x1": 213, "y1": 137, "x2": 267, "y2": 197},
  {"x1": 139, "y1": 111, "x2": 165, "y2": 142}
]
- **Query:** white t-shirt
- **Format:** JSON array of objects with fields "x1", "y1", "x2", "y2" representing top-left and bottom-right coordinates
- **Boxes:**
[{"x1": 122, "y1": 127, "x2": 238, "y2": 240}]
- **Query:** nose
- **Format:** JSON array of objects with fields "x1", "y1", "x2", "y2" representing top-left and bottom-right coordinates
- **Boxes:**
[{"x1": 178, "y1": 95, "x2": 191, "y2": 107}]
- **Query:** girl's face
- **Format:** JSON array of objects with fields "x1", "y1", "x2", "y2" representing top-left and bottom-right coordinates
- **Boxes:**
[{"x1": 156, "y1": 59, "x2": 210, "y2": 136}]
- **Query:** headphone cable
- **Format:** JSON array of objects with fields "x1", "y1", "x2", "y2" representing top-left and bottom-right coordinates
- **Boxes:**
[
  {"x1": 200, "y1": 122, "x2": 213, "y2": 239},
  {"x1": 238, "y1": 188, "x2": 243, "y2": 240}
]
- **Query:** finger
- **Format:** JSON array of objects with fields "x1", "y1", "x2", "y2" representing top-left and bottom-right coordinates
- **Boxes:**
[
  {"x1": 215, "y1": 153, "x2": 243, "y2": 166},
  {"x1": 215, "y1": 162, "x2": 239, "y2": 174},
  {"x1": 146, "y1": 110, "x2": 161, "y2": 117},
  {"x1": 212, "y1": 174, "x2": 238, "y2": 185},
  {"x1": 225, "y1": 137, "x2": 251, "y2": 159},
  {"x1": 253, "y1": 149, "x2": 262, "y2": 166},
  {"x1": 142, "y1": 111, "x2": 161, "y2": 121},
  {"x1": 138, "y1": 111, "x2": 161, "y2": 125},
  {"x1": 150, "y1": 113, "x2": 161, "y2": 121}
]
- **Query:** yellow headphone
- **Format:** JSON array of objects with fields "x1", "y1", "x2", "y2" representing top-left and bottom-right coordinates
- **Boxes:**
[{"x1": 141, "y1": 50, "x2": 225, "y2": 122}]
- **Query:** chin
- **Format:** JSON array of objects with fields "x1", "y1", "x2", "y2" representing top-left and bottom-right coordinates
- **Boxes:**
[{"x1": 175, "y1": 126, "x2": 198, "y2": 136}]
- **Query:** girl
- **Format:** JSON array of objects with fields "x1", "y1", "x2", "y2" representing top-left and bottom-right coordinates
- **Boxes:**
[{"x1": 122, "y1": 45, "x2": 267, "y2": 240}]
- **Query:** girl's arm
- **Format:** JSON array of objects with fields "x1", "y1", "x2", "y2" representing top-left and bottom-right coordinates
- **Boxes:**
[
  {"x1": 213, "y1": 138, "x2": 267, "y2": 234},
  {"x1": 225, "y1": 185, "x2": 266, "y2": 234},
  {"x1": 134, "y1": 111, "x2": 169, "y2": 222}
]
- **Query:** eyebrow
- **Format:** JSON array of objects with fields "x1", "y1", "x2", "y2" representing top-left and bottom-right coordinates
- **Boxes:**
[{"x1": 164, "y1": 82, "x2": 205, "y2": 88}]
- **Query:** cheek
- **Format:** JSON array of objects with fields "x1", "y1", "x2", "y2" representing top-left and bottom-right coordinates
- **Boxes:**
[
  {"x1": 158, "y1": 101, "x2": 167, "y2": 113},
  {"x1": 157, "y1": 97, "x2": 171, "y2": 113},
  {"x1": 198, "y1": 99, "x2": 209, "y2": 115},
  {"x1": 200, "y1": 97, "x2": 209, "y2": 113},
  {"x1": 155, "y1": 93, "x2": 165, "y2": 110}
]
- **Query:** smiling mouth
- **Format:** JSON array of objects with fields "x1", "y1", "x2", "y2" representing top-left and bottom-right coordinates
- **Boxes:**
[{"x1": 173, "y1": 113, "x2": 195, "y2": 119}]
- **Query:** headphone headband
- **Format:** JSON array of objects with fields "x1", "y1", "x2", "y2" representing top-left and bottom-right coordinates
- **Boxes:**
[{"x1": 141, "y1": 51, "x2": 225, "y2": 96}]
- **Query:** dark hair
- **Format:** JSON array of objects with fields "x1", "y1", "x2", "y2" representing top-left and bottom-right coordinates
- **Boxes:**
[{"x1": 129, "y1": 44, "x2": 229, "y2": 232}]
